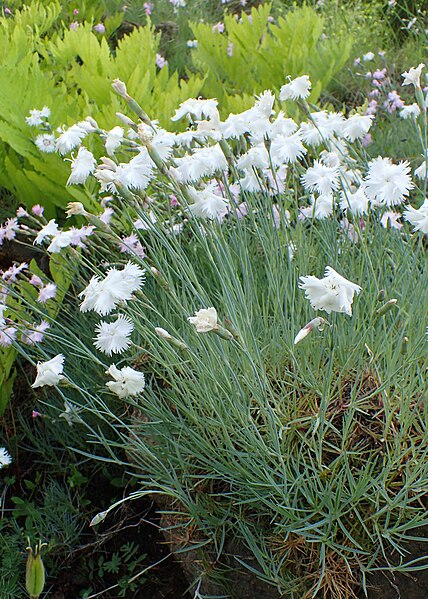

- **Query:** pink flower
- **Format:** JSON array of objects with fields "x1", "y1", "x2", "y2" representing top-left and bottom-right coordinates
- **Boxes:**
[
  {"x1": 212, "y1": 22, "x2": 225, "y2": 33},
  {"x1": 31, "y1": 204, "x2": 44, "y2": 216},
  {"x1": 369, "y1": 89, "x2": 380, "y2": 97},
  {"x1": 94, "y1": 23, "x2": 106, "y2": 34},
  {"x1": 16, "y1": 207, "x2": 28, "y2": 218},
  {"x1": 37, "y1": 283, "x2": 57, "y2": 303},
  {"x1": 384, "y1": 90, "x2": 404, "y2": 113},
  {"x1": 118, "y1": 234, "x2": 146, "y2": 258},
  {"x1": 73, "y1": 8, "x2": 79, "y2": 15},
  {"x1": 354, "y1": 57, "x2": 361, "y2": 67},
  {"x1": 29, "y1": 275, "x2": 43, "y2": 287},
  {"x1": 372, "y1": 68, "x2": 387, "y2": 80},
  {"x1": 22, "y1": 320, "x2": 50, "y2": 345},
  {"x1": 143, "y1": 2, "x2": 153, "y2": 14},
  {"x1": 155, "y1": 54, "x2": 167, "y2": 69},
  {"x1": 0, "y1": 327, "x2": 16, "y2": 347},
  {"x1": 365, "y1": 99, "x2": 378, "y2": 116},
  {"x1": 70, "y1": 21, "x2": 79, "y2": 31},
  {"x1": 170, "y1": 194, "x2": 179, "y2": 207},
  {"x1": 362, "y1": 133, "x2": 372, "y2": 147}
]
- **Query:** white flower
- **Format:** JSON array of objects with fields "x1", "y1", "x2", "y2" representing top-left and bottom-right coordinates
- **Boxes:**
[
  {"x1": 399, "y1": 104, "x2": 421, "y2": 119},
  {"x1": 342, "y1": 114, "x2": 373, "y2": 142},
  {"x1": 380, "y1": 211, "x2": 403, "y2": 230},
  {"x1": 0, "y1": 448, "x2": 12, "y2": 469},
  {"x1": 105, "y1": 126, "x2": 124, "y2": 155},
  {"x1": 94, "y1": 315, "x2": 134, "y2": 355},
  {"x1": 339, "y1": 186, "x2": 369, "y2": 215},
  {"x1": 34, "y1": 219, "x2": 59, "y2": 245},
  {"x1": 401, "y1": 63, "x2": 425, "y2": 87},
  {"x1": 59, "y1": 400, "x2": 82, "y2": 426},
  {"x1": 403, "y1": 199, "x2": 428, "y2": 234},
  {"x1": 270, "y1": 131, "x2": 307, "y2": 165},
  {"x1": 188, "y1": 307, "x2": 218, "y2": 332},
  {"x1": 115, "y1": 148, "x2": 154, "y2": 190},
  {"x1": 268, "y1": 113, "x2": 298, "y2": 138},
  {"x1": 364, "y1": 157, "x2": 413, "y2": 206},
  {"x1": 188, "y1": 184, "x2": 229, "y2": 220},
  {"x1": 67, "y1": 147, "x2": 96, "y2": 185},
  {"x1": 35, "y1": 134, "x2": 56, "y2": 153},
  {"x1": 32, "y1": 354, "x2": 65, "y2": 388},
  {"x1": 299, "y1": 111, "x2": 344, "y2": 146},
  {"x1": 237, "y1": 146, "x2": 269, "y2": 171},
  {"x1": 175, "y1": 144, "x2": 228, "y2": 182},
  {"x1": 301, "y1": 160, "x2": 339, "y2": 195},
  {"x1": 172, "y1": 98, "x2": 219, "y2": 122},
  {"x1": 26, "y1": 106, "x2": 50, "y2": 127},
  {"x1": 362, "y1": 52, "x2": 375, "y2": 62},
  {"x1": 46, "y1": 230, "x2": 74, "y2": 253},
  {"x1": 299, "y1": 193, "x2": 335, "y2": 220},
  {"x1": 280, "y1": 75, "x2": 311, "y2": 101},
  {"x1": 37, "y1": 283, "x2": 57, "y2": 303},
  {"x1": 56, "y1": 124, "x2": 88, "y2": 155},
  {"x1": 299, "y1": 266, "x2": 361, "y2": 316},
  {"x1": 106, "y1": 364, "x2": 145, "y2": 398},
  {"x1": 294, "y1": 317, "x2": 328, "y2": 345},
  {"x1": 79, "y1": 262, "x2": 145, "y2": 315}
]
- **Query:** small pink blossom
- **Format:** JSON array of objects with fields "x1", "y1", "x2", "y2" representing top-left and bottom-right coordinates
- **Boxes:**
[
  {"x1": 94, "y1": 23, "x2": 106, "y2": 34},
  {"x1": 354, "y1": 58, "x2": 361, "y2": 67},
  {"x1": 2, "y1": 262, "x2": 28, "y2": 283},
  {"x1": 369, "y1": 89, "x2": 380, "y2": 97},
  {"x1": 22, "y1": 320, "x2": 50, "y2": 345},
  {"x1": 32, "y1": 410, "x2": 42, "y2": 418},
  {"x1": 365, "y1": 99, "x2": 378, "y2": 116},
  {"x1": 212, "y1": 22, "x2": 225, "y2": 33},
  {"x1": 70, "y1": 21, "x2": 79, "y2": 31},
  {"x1": 118, "y1": 234, "x2": 146, "y2": 258},
  {"x1": 170, "y1": 194, "x2": 179, "y2": 207},
  {"x1": 29, "y1": 275, "x2": 43, "y2": 287},
  {"x1": 155, "y1": 54, "x2": 167, "y2": 69},
  {"x1": 32, "y1": 204, "x2": 44, "y2": 216},
  {"x1": 362, "y1": 133, "x2": 372, "y2": 147},
  {"x1": 372, "y1": 68, "x2": 387, "y2": 81},
  {"x1": 73, "y1": 8, "x2": 79, "y2": 15},
  {"x1": 384, "y1": 90, "x2": 404, "y2": 113},
  {"x1": 0, "y1": 327, "x2": 16, "y2": 347},
  {"x1": 16, "y1": 207, "x2": 28, "y2": 218},
  {"x1": 143, "y1": 2, "x2": 153, "y2": 14}
]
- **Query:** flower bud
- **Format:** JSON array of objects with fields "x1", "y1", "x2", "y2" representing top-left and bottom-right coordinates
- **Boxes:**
[
  {"x1": 376, "y1": 299, "x2": 398, "y2": 316},
  {"x1": 89, "y1": 510, "x2": 108, "y2": 527},
  {"x1": 155, "y1": 327, "x2": 188, "y2": 351},
  {"x1": 26, "y1": 541, "x2": 46, "y2": 599},
  {"x1": 294, "y1": 317, "x2": 328, "y2": 345},
  {"x1": 65, "y1": 202, "x2": 87, "y2": 218},
  {"x1": 112, "y1": 78, "x2": 129, "y2": 99}
]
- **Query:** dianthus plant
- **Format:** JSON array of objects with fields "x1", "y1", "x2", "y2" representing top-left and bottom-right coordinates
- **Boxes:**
[{"x1": 2, "y1": 69, "x2": 428, "y2": 597}]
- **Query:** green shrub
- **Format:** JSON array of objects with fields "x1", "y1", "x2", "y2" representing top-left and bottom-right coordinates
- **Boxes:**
[
  {"x1": 0, "y1": 1, "x2": 204, "y2": 216},
  {"x1": 190, "y1": 4, "x2": 353, "y2": 114}
]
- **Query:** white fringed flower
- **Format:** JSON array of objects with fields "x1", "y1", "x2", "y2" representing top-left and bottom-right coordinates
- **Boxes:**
[
  {"x1": 301, "y1": 161, "x2": 339, "y2": 195},
  {"x1": 67, "y1": 147, "x2": 96, "y2": 185},
  {"x1": 172, "y1": 98, "x2": 219, "y2": 122},
  {"x1": 270, "y1": 131, "x2": 307, "y2": 165},
  {"x1": 115, "y1": 148, "x2": 154, "y2": 191},
  {"x1": 35, "y1": 134, "x2": 56, "y2": 153},
  {"x1": 34, "y1": 219, "x2": 59, "y2": 245},
  {"x1": 175, "y1": 144, "x2": 228, "y2": 183},
  {"x1": 299, "y1": 193, "x2": 335, "y2": 220},
  {"x1": 188, "y1": 307, "x2": 218, "y2": 332},
  {"x1": 79, "y1": 262, "x2": 145, "y2": 315},
  {"x1": 94, "y1": 315, "x2": 134, "y2": 355},
  {"x1": 299, "y1": 267, "x2": 361, "y2": 316},
  {"x1": 188, "y1": 184, "x2": 229, "y2": 220},
  {"x1": 32, "y1": 354, "x2": 65, "y2": 388},
  {"x1": 365, "y1": 157, "x2": 413, "y2": 206},
  {"x1": 339, "y1": 187, "x2": 370, "y2": 215},
  {"x1": 26, "y1": 106, "x2": 50, "y2": 127},
  {"x1": 105, "y1": 126, "x2": 124, "y2": 155},
  {"x1": 106, "y1": 364, "x2": 145, "y2": 398},
  {"x1": 342, "y1": 114, "x2": 373, "y2": 141},
  {"x1": 403, "y1": 199, "x2": 428, "y2": 234},
  {"x1": 56, "y1": 124, "x2": 88, "y2": 155},
  {"x1": 280, "y1": 75, "x2": 311, "y2": 101}
]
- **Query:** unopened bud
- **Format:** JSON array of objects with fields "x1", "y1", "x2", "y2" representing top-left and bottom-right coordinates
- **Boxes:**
[
  {"x1": 400, "y1": 336, "x2": 409, "y2": 355},
  {"x1": 112, "y1": 78, "x2": 129, "y2": 99},
  {"x1": 377, "y1": 289, "x2": 386, "y2": 301},
  {"x1": 116, "y1": 112, "x2": 136, "y2": 126},
  {"x1": 150, "y1": 267, "x2": 171, "y2": 291},
  {"x1": 376, "y1": 299, "x2": 398, "y2": 316},
  {"x1": 89, "y1": 510, "x2": 108, "y2": 527},
  {"x1": 26, "y1": 540, "x2": 46, "y2": 599},
  {"x1": 155, "y1": 327, "x2": 188, "y2": 351},
  {"x1": 294, "y1": 317, "x2": 328, "y2": 345}
]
